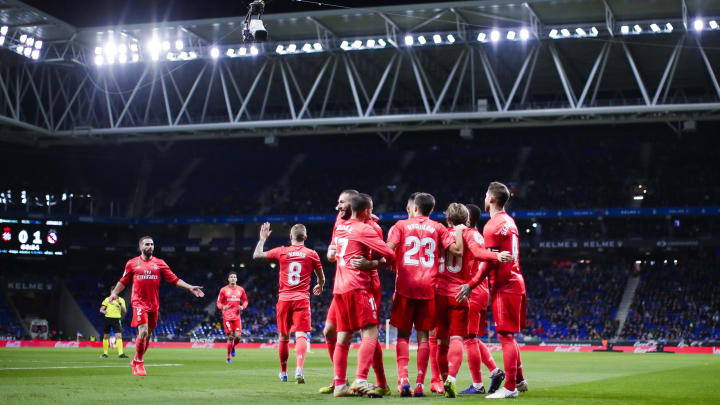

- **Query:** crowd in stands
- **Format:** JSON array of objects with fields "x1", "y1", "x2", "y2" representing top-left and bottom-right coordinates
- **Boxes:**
[{"x1": 622, "y1": 258, "x2": 720, "y2": 343}]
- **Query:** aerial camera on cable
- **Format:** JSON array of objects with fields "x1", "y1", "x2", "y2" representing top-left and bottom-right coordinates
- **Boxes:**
[{"x1": 243, "y1": 0, "x2": 271, "y2": 42}]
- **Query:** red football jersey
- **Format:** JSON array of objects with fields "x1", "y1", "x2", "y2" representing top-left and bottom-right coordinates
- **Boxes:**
[
  {"x1": 437, "y1": 227, "x2": 487, "y2": 297},
  {"x1": 216, "y1": 285, "x2": 248, "y2": 321},
  {"x1": 387, "y1": 216, "x2": 454, "y2": 299},
  {"x1": 482, "y1": 212, "x2": 525, "y2": 294},
  {"x1": 266, "y1": 245, "x2": 323, "y2": 301},
  {"x1": 331, "y1": 215, "x2": 383, "y2": 293},
  {"x1": 119, "y1": 256, "x2": 179, "y2": 312},
  {"x1": 332, "y1": 219, "x2": 395, "y2": 295},
  {"x1": 470, "y1": 261, "x2": 490, "y2": 301}
]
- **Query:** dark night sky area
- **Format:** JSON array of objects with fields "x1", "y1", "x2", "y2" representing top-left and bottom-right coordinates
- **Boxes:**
[{"x1": 24, "y1": 0, "x2": 453, "y2": 27}]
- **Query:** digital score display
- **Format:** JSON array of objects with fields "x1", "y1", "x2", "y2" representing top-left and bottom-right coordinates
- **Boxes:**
[{"x1": 0, "y1": 218, "x2": 64, "y2": 256}]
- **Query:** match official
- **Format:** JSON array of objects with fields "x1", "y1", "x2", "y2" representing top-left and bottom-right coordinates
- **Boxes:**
[{"x1": 100, "y1": 288, "x2": 128, "y2": 358}]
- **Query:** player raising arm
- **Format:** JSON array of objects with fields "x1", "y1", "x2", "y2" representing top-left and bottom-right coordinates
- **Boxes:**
[
  {"x1": 109, "y1": 236, "x2": 204, "y2": 377},
  {"x1": 254, "y1": 222, "x2": 325, "y2": 384},
  {"x1": 216, "y1": 271, "x2": 248, "y2": 364}
]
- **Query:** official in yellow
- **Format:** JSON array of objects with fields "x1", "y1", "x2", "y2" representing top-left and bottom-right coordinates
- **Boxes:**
[{"x1": 100, "y1": 288, "x2": 128, "y2": 358}]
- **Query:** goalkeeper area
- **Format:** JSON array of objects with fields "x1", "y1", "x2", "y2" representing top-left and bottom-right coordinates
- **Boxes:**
[{"x1": 1, "y1": 347, "x2": 717, "y2": 404}]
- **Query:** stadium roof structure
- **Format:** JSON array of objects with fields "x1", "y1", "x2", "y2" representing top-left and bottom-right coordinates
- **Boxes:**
[{"x1": 1, "y1": 0, "x2": 720, "y2": 144}]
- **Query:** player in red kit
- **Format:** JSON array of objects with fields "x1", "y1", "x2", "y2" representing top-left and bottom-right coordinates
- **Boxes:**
[
  {"x1": 109, "y1": 236, "x2": 204, "y2": 376},
  {"x1": 436, "y1": 204, "x2": 512, "y2": 397},
  {"x1": 327, "y1": 194, "x2": 395, "y2": 398},
  {"x1": 385, "y1": 193, "x2": 459, "y2": 397},
  {"x1": 321, "y1": 189, "x2": 390, "y2": 396},
  {"x1": 457, "y1": 182, "x2": 526, "y2": 399},
  {"x1": 253, "y1": 222, "x2": 325, "y2": 384},
  {"x1": 217, "y1": 271, "x2": 248, "y2": 363},
  {"x1": 459, "y1": 204, "x2": 505, "y2": 395}
]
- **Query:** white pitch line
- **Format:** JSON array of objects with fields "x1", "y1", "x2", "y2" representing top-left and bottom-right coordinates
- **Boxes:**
[{"x1": 0, "y1": 363, "x2": 183, "y2": 371}]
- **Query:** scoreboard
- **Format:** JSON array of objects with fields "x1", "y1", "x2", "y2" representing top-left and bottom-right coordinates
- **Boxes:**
[{"x1": 0, "y1": 218, "x2": 64, "y2": 256}]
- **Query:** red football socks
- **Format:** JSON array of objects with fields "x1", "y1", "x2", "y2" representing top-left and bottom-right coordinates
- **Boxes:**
[
  {"x1": 437, "y1": 343, "x2": 449, "y2": 381},
  {"x1": 416, "y1": 340, "x2": 430, "y2": 385},
  {"x1": 134, "y1": 336, "x2": 146, "y2": 362},
  {"x1": 498, "y1": 332, "x2": 519, "y2": 391},
  {"x1": 227, "y1": 338, "x2": 234, "y2": 359},
  {"x1": 478, "y1": 339, "x2": 498, "y2": 372},
  {"x1": 233, "y1": 336, "x2": 240, "y2": 348},
  {"x1": 326, "y1": 336, "x2": 337, "y2": 363},
  {"x1": 429, "y1": 336, "x2": 440, "y2": 383},
  {"x1": 372, "y1": 341, "x2": 388, "y2": 388},
  {"x1": 448, "y1": 337, "x2": 463, "y2": 378},
  {"x1": 516, "y1": 350, "x2": 525, "y2": 382},
  {"x1": 356, "y1": 337, "x2": 377, "y2": 381},
  {"x1": 333, "y1": 343, "x2": 350, "y2": 386},
  {"x1": 278, "y1": 339, "x2": 290, "y2": 373},
  {"x1": 396, "y1": 337, "x2": 410, "y2": 381},
  {"x1": 465, "y1": 338, "x2": 482, "y2": 383},
  {"x1": 295, "y1": 336, "x2": 308, "y2": 371}
]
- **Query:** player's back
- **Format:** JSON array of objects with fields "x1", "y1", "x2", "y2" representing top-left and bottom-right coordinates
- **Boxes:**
[
  {"x1": 270, "y1": 245, "x2": 321, "y2": 301},
  {"x1": 389, "y1": 216, "x2": 450, "y2": 300},
  {"x1": 437, "y1": 227, "x2": 481, "y2": 296},
  {"x1": 483, "y1": 212, "x2": 525, "y2": 294}
]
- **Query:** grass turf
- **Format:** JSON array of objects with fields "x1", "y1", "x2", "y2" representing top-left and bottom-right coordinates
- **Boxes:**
[{"x1": 0, "y1": 347, "x2": 718, "y2": 404}]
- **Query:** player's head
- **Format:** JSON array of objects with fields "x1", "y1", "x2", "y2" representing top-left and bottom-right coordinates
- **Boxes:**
[
  {"x1": 350, "y1": 193, "x2": 373, "y2": 220},
  {"x1": 290, "y1": 223, "x2": 307, "y2": 242},
  {"x1": 228, "y1": 271, "x2": 237, "y2": 286},
  {"x1": 466, "y1": 203, "x2": 482, "y2": 228},
  {"x1": 406, "y1": 192, "x2": 420, "y2": 217},
  {"x1": 485, "y1": 181, "x2": 510, "y2": 212},
  {"x1": 445, "y1": 203, "x2": 469, "y2": 227},
  {"x1": 337, "y1": 189, "x2": 359, "y2": 220},
  {"x1": 138, "y1": 236, "x2": 154, "y2": 257},
  {"x1": 413, "y1": 193, "x2": 435, "y2": 217}
]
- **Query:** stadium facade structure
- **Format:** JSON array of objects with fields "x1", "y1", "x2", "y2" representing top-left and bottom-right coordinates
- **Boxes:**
[{"x1": 1, "y1": 0, "x2": 720, "y2": 145}]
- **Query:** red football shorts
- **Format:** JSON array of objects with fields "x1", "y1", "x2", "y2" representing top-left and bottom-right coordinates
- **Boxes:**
[
  {"x1": 334, "y1": 289, "x2": 379, "y2": 332},
  {"x1": 492, "y1": 292, "x2": 527, "y2": 333},
  {"x1": 222, "y1": 318, "x2": 242, "y2": 335},
  {"x1": 276, "y1": 299, "x2": 311, "y2": 335},
  {"x1": 372, "y1": 274, "x2": 382, "y2": 308},
  {"x1": 131, "y1": 307, "x2": 158, "y2": 329},
  {"x1": 390, "y1": 293, "x2": 436, "y2": 332},
  {"x1": 325, "y1": 296, "x2": 339, "y2": 326},
  {"x1": 435, "y1": 294, "x2": 468, "y2": 339},
  {"x1": 468, "y1": 291, "x2": 490, "y2": 337}
]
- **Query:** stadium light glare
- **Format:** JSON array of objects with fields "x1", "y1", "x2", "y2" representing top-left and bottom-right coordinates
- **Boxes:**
[
  {"x1": 490, "y1": 30, "x2": 500, "y2": 42},
  {"x1": 16, "y1": 45, "x2": 23, "y2": 54},
  {"x1": 418, "y1": 35, "x2": 426, "y2": 45},
  {"x1": 694, "y1": 18, "x2": 704, "y2": 31},
  {"x1": 433, "y1": 34, "x2": 441, "y2": 44},
  {"x1": 250, "y1": 46, "x2": 259, "y2": 55},
  {"x1": 151, "y1": 52, "x2": 160, "y2": 61},
  {"x1": 118, "y1": 44, "x2": 127, "y2": 53},
  {"x1": 94, "y1": 55, "x2": 104, "y2": 65},
  {"x1": 377, "y1": 38, "x2": 386, "y2": 47},
  {"x1": 131, "y1": 53, "x2": 139, "y2": 62},
  {"x1": 576, "y1": 28, "x2": 586, "y2": 36},
  {"x1": 210, "y1": 47, "x2": 220, "y2": 58},
  {"x1": 633, "y1": 195, "x2": 644, "y2": 200},
  {"x1": 507, "y1": 30, "x2": 516, "y2": 40},
  {"x1": 633, "y1": 24, "x2": 642, "y2": 33},
  {"x1": 710, "y1": 20, "x2": 718, "y2": 29},
  {"x1": 591, "y1": 27, "x2": 599, "y2": 36},
  {"x1": 340, "y1": 40, "x2": 350, "y2": 50},
  {"x1": 0, "y1": 36, "x2": 4, "y2": 47},
  {"x1": 227, "y1": 48, "x2": 236, "y2": 57},
  {"x1": 19, "y1": 34, "x2": 27, "y2": 43},
  {"x1": 621, "y1": 25, "x2": 630, "y2": 34},
  {"x1": 175, "y1": 40, "x2": 183, "y2": 51},
  {"x1": 520, "y1": 29, "x2": 530, "y2": 40},
  {"x1": 302, "y1": 43, "x2": 312, "y2": 52},
  {"x1": 162, "y1": 41, "x2": 171, "y2": 51},
  {"x1": 23, "y1": 47, "x2": 31, "y2": 57},
  {"x1": 0, "y1": 26, "x2": 7, "y2": 36},
  {"x1": 118, "y1": 53, "x2": 127, "y2": 63},
  {"x1": 313, "y1": 42, "x2": 322, "y2": 51},
  {"x1": 666, "y1": 22, "x2": 674, "y2": 32},
  {"x1": 351, "y1": 40, "x2": 361, "y2": 49},
  {"x1": 446, "y1": 34, "x2": 455, "y2": 43},
  {"x1": 404, "y1": 35, "x2": 414, "y2": 46},
  {"x1": 31, "y1": 49, "x2": 39, "y2": 60},
  {"x1": 95, "y1": 46, "x2": 103, "y2": 55},
  {"x1": 287, "y1": 43, "x2": 297, "y2": 52},
  {"x1": 238, "y1": 47, "x2": 247, "y2": 56},
  {"x1": 549, "y1": 29, "x2": 559, "y2": 38},
  {"x1": 477, "y1": 32, "x2": 487, "y2": 42},
  {"x1": 27, "y1": 37, "x2": 35, "y2": 47},
  {"x1": 650, "y1": 23, "x2": 661, "y2": 32},
  {"x1": 366, "y1": 39, "x2": 375, "y2": 48},
  {"x1": 561, "y1": 28, "x2": 570, "y2": 37},
  {"x1": 130, "y1": 43, "x2": 139, "y2": 52}
]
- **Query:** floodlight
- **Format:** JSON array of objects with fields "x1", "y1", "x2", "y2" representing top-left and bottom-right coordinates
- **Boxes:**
[
  {"x1": 665, "y1": 23, "x2": 674, "y2": 32},
  {"x1": 340, "y1": 40, "x2": 350, "y2": 50},
  {"x1": 404, "y1": 35, "x2": 413, "y2": 46},
  {"x1": 519, "y1": 29, "x2": 530, "y2": 40},
  {"x1": 250, "y1": 46, "x2": 258, "y2": 55},
  {"x1": 433, "y1": 34, "x2": 441, "y2": 44},
  {"x1": 31, "y1": 49, "x2": 39, "y2": 60},
  {"x1": 0, "y1": 26, "x2": 7, "y2": 36},
  {"x1": 446, "y1": 34, "x2": 455, "y2": 43},
  {"x1": 477, "y1": 32, "x2": 487, "y2": 42},
  {"x1": 366, "y1": 39, "x2": 375, "y2": 48},
  {"x1": 210, "y1": 47, "x2": 220, "y2": 58},
  {"x1": 694, "y1": 19, "x2": 703, "y2": 31},
  {"x1": 561, "y1": 28, "x2": 570, "y2": 37},
  {"x1": 418, "y1": 35, "x2": 426, "y2": 44},
  {"x1": 94, "y1": 55, "x2": 104, "y2": 65},
  {"x1": 313, "y1": 42, "x2": 322, "y2": 51},
  {"x1": 633, "y1": 25, "x2": 642, "y2": 33},
  {"x1": 175, "y1": 40, "x2": 183, "y2": 50},
  {"x1": 710, "y1": 20, "x2": 718, "y2": 29},
  {"x1": 351, "y1": 40, "x2": 361, "y2": 49},
  {"x1": 650, "y1": 24, "x2": 660, "y2": 32},
  {"x1": 287, "y1": 43, "x2": 297, "y2": 52},
  {"x1": 302, "y1": 43, "x2": 312, "y2": 52},
  {"x1": 575, "y1": 28, "x2": 586, "y2": 36},
  {"x1": 507, "y1": 31, "x2": 516, "y2": 40},
  {"x1": 621, "y1": 25, "x2": 630, "y2": 34},
  {"x1": 490, "y1": 30, "x2": 500, "y2": 42},
  {"x1": 276, "y1": 45, "x2": 284, "y2": 54},
  {"x1": 549, "y1": 29, "x2": 558, "y2": 38}
]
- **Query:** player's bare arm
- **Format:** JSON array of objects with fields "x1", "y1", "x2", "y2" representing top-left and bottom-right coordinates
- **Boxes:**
[
  {"x1": 176, "y1": 279, "x2": 205, "y2": 297},
  {"x1": 313, "y1": 267, "x2": 325, "y2": 296},
  {"x1": 448, "y1": 224, "x2": 467, "y2": 256},
  {"x1": 253, "y1": 222, "x2": 272, "y2": 259},
  {"x1": 109, "y1": 281, "x2": 126, "y2": 302},
  {"x1": 327, "y1": 244, "x2": 337, "y2": 262},
  {"x1": 349, "y1": 255, "x2": 385, "y2": 270},
  {"x1": 99, "y1": 305, "x2": 107, "y2": 315}
]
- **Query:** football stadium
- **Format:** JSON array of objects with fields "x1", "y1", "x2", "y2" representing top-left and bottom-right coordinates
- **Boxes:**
[{"x1": 1, "y1": 0, "x2": 719, "y2": 403}]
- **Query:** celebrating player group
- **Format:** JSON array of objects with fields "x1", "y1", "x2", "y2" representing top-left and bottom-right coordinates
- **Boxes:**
[{"x1": 111, "y1": 181, "x2": 526, "y2": 400}]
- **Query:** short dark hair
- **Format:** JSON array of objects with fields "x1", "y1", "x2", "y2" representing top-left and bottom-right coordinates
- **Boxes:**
[
  {"x1": 488, "y1": 181, "x2": 510, "y2": 208},
  {"x1": 466, "y1": 204, "x2": 482, "y2": 228},
  {"x1": 291, "y1": 224, "x2": 307, "y2": 241},
  {"x1": 350, "y1": 194, "x2": 372, "y2": 213},
  {"x1": 445, "y1": 203, "x2": 469, "y2": 226},
  {"x1": 138, "y1": 236, "x2": 153, "y2": 245},
  {"x1": 340, "y1": 189, "x2": 359, "y2": 197},
  {"x1": 408, "y1": 192, "x2": 420, "y2": 202},
  {"x1": 228, "y1": 271, "x2": 237, "y2": 277},
  {"x1": 414, "y1": 193, "x2": 436, "y2": 216}
]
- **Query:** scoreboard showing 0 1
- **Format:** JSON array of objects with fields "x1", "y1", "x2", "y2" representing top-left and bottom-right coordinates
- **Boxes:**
[{"x1": 0, "y1": 218, "x2": 64, "y2": 256}]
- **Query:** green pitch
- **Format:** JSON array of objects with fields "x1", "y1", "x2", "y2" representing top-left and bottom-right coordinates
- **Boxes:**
[{"x1": 0, "y1": 347, "x2": 718, "y2": 404}]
